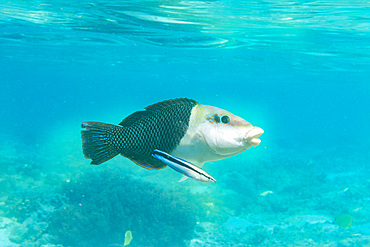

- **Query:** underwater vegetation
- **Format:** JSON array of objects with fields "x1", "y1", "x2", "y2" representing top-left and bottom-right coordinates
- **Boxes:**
[
  {"x1": 2, "y1": 141, "x2": 370, "y2": 246},
  {"x1": 47, "y1": 170, "x2": 198, "y2": 247},
  {"x1": 1, "y1": 142, "x2": 200, "y2": 247}
]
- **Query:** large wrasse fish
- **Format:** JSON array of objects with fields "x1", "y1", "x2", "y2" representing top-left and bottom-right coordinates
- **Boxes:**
[{"x1": 81, "y1": 98, "x2": 263, "y2": 183}]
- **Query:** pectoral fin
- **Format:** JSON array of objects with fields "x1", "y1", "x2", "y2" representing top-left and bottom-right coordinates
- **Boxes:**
[
  {"x1": 179, "y1": 176, "x2": 188, "y2": 182},
  {"x1": 152, "y1": 149, "x2": 216, "y2": 183}
]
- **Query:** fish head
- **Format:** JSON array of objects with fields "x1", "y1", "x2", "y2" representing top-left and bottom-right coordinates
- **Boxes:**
[{"x1": 196, "y1": 105, "x2": 264, "y2": 157}]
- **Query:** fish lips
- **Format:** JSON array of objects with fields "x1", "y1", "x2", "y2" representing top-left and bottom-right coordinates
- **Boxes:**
[{"x1": 244, "y1": 126, "x2": 264, "y2": 146}]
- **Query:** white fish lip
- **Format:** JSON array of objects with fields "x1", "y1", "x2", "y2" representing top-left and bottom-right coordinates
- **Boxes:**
[{"x1": 245, "y1": 126, "x2": 264, "y2": 147}]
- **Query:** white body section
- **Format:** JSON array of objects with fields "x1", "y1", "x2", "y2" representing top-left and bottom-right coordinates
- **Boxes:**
[{"x1": 171, "y1": 104, "x2": 264, "y2": 167}]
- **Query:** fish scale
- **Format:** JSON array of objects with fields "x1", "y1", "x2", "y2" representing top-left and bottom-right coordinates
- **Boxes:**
[
  {"x1": 120, "y1": 101, "x2": 196, "y2": 169},
  {"x1": 82, "y1": 98, "x2": 197, "y2": 169}
]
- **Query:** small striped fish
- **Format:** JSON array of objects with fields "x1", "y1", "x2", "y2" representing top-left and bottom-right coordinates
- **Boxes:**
[{"x1": 152, "y1": 149, "x2": 216, "y2": 183}]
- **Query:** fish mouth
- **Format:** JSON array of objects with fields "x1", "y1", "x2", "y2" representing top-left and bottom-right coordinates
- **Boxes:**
[{"x1": 245, "y1": 126, "x2": 264, "y2": 147}]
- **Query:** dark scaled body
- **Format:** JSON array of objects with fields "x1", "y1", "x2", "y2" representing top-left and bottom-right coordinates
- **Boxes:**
[{"x1": 81, "y1": 98, "x2": 197, "y2": 169}]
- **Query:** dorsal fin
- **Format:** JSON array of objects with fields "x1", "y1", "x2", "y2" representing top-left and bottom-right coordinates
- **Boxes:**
[
  {"x1": 119, "y1": 111, "x2": 149, "y2": 127},
  {"x1": 145, "y1": 98, "x2": 197, "y2": 112},
  {"x1": 119, "y1": 98, "x2": 197, "y2": 127}
]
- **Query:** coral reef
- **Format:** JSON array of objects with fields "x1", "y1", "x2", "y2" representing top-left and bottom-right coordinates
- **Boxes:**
[
  {"x1": 1, "y1": 140, "x2": 370, "y2": 247},
  {"x1": 47, "y1": 170, "x2": 198, "y2": 247},
  {"x1": 188, "y1": 148, "x2": 370, "y2": 246}
]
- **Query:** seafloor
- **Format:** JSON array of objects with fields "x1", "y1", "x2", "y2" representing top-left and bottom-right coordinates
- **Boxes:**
[{"x1": 1, "y1": 131, "x2": 369, "y2": 247}]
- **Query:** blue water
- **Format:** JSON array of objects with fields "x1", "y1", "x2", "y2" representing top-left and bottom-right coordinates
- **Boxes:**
[{"x1": 1, "y1": 0, "x2": 369, "y2": 246}]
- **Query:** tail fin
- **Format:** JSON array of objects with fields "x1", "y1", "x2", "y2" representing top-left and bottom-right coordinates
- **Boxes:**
[{"x1": 81, "y1": 122, "x2": 121, "y2": 165}]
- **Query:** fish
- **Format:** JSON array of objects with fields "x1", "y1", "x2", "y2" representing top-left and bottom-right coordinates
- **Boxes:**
[
  {"x1": 260, "y1": 191, "x2": 273, "y2": 196},
  {"x1": 81, "y1": 98, "x2": 263, "y2": 182},
  {"x1": 124, "y1": 230, "x2": 133, "y2": 246},
  {"x1": 335, "y1": 214, "x2": 353, "y2": 229},
  {"x1": 152, "y1": 149, "x2": 216, "y2": 183}
]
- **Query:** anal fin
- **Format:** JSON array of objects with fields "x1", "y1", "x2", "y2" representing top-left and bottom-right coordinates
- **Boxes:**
[{"x1": 127, "y1": 156, "x2": 166, "y2": 170}]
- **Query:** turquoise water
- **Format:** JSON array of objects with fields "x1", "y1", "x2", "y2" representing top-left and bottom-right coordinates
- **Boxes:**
[{"x1": 1, "y1": 0, "x2": 369, "y2": 246}]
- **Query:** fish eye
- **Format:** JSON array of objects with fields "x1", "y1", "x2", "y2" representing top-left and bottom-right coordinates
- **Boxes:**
[
  {"x1": 214, "y1": 114, "x2": 221, "y2": 123},
  {"x1": 221, "y1": 115, "x2": 230, "y2": 124}
]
